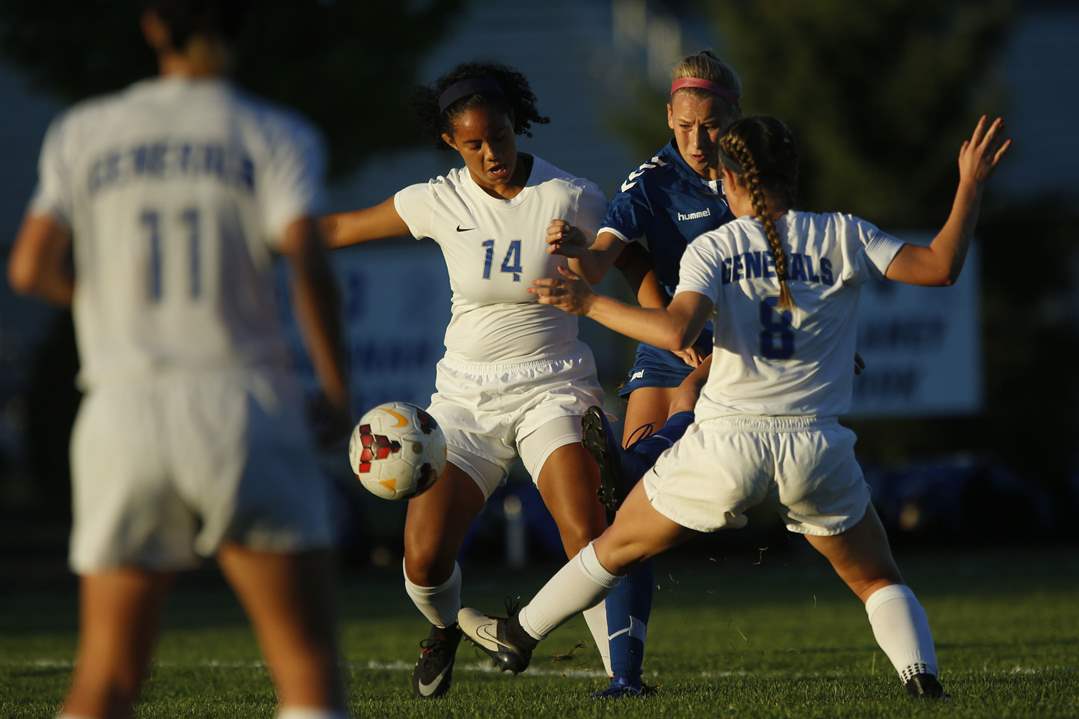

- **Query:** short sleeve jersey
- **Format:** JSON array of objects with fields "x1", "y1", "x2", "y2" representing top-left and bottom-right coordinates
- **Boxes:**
[
  {"x1": 28, "y1": 77, "x2": 326, "y2": 388},
  {"x1": 393, "y1": 156, "x2": 606, "y2": 362},
  {"x1": 675, "y1": 211, "x2": 905, "y2": 417},
  {"x1": 599, "y1": 140, "x2": 735, "y2": 296}
]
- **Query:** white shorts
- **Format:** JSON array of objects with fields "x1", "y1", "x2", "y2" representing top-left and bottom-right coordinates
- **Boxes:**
[
  {"x1": 427, "y1": 344, "x2": 604, "y2": 498},
  {"x1": 644, "y1": 415, "x2": 869, "y2": 536},
  {"x1": 69, "y1": 370, "x2": 333, "y2": 573}
]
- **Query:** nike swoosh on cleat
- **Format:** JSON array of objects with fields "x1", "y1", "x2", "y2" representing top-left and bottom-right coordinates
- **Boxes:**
[
  {"x1": 456, "y1": 224, "x2": 475, "y2": 232},
  {"x1": 416, "y1": 665, "x2": 451, "y2": 697},
  {"x1": 476, "y1": 623, "x2": 509, "y2": 650}
]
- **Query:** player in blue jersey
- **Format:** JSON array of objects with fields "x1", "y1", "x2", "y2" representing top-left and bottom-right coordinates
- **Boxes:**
[
  {"x1": 460, "y1": 113, "x2": 1010, "y2": 700},
  {"x1": 547, "y1": 50, "x2": 743, "y2": 697}
]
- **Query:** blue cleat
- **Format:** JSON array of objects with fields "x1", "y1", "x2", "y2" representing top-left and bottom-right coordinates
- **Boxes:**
[{"x1": 591, "y1": 675, "x2": 655, "y2": 699}]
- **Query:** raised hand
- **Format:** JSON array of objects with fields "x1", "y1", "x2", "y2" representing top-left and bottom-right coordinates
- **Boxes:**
[
  {"x1": 959, "y1": 116, "x2": 1011, "y2": 187},
  {"x1": 545, "y1": 219, "x2": 588, "y2": 258},
  {"x1": 530, "y1": 265, "x2": 594, "y2": 314}
]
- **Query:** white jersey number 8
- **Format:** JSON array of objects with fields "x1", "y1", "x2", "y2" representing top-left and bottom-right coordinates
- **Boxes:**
[{"x1": 759, "y1": 297, "x2": 795, "y2": 359}]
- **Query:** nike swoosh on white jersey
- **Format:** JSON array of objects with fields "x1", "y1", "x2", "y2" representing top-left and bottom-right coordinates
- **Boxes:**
[{"x1": 416, "y1": 665, "x2": 452, "y2": 696}]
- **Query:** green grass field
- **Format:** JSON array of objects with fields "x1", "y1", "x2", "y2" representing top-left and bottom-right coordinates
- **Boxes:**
[{"x1": 2, "y1": 546, "x2": 1077, "y2": 718}]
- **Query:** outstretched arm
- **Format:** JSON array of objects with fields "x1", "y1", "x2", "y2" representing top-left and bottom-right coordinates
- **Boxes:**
[
  {"x1": 531, "y1": 266, "x2": 713, "y2": 351},
  {"x1": 886, "y1": 116, "x2": 1010, "y2": 286},
  {"x1": 8, "y1": 214, "x2": 74, "y2": 306},
  {"x1": 319, "y1": 196, "x2": 410, "y2": 249}
]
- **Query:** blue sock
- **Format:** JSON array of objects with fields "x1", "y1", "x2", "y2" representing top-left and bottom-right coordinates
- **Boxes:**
[
  {"x1": 621, "y1": 411, "x2": 695, "y2": 484},
  {"x1": 606, "y1": 560, "x2": 654, "y2": 682}
]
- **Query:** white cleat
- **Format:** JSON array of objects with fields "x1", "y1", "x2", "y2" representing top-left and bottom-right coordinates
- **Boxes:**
[{"x1": 457, "y1": 607, "x2": 532, "y2": 674}]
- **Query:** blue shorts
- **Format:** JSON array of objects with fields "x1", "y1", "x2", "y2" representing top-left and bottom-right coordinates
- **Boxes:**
[{"x1": 617, "y1": 330, "x2": 713, "y2": 398}]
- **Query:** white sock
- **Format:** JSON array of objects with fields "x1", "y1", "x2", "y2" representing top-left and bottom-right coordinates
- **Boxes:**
[
  {"x1": 582, "y1": 601, "x2": 613, "y2": 675},
  {"x1": 277, "y1": 708, "x2": 350, "y2": 719},
  {"x1": 518, "y1": 542, "x2": 622, "y2": 640},
  {"x1": 865, "y1": 584, "x2": 938, "y2": 681},
  {"x1": 403, "y1": 560, "x2": 461, "y2": 628}
]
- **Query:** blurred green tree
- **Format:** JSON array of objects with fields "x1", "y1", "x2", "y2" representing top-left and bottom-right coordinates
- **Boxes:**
[
  {"x1": 709, "y1": 0, "x2": 1014, "y2": 225},
  {"x1": 0, "y1": 0, "x2": 464, "y2": 179}
]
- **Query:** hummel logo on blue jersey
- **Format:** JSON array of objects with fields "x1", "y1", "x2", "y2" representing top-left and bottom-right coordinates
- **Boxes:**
[{"x1": 677, "y1": 208, "x2": 712, "y2": 222}]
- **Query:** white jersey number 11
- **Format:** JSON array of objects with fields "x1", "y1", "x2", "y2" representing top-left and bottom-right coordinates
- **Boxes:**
[{"x1": 140, "y1": 207, "x2": 202, "y2": 302}]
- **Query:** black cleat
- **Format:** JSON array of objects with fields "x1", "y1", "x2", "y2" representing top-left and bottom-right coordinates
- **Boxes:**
[
  {"x1": 582, "y1": 406, "x2": 625, "y2": 514},
  {"x1": 904, "y1": 672, "x2": 947, "y2": 699},
  {"x1": 457, "y1": 607, "x2": 533, "y2": 674},
  {"x1": 411, "y1": 624, "x2": 462, "y2": 699}
]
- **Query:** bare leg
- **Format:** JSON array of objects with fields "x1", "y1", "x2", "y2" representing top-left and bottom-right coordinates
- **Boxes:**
[
  {"x1": 513, "y1": 482, "x2": 694, "y2": 641},
  {"x1": 622, "y1": 387, "x2": 679, "y2": 448},
  {"x1": 802, "y1": 504, "x2": 903, "y2": 603},
  {"x1": 595, "y1": 481, "x2": 695, "y2": 574},
  {"x1": 62, "y1": 569, "x2": 174, "y2": 719},
  {"x1": 803, "y1": 505, "x2": 941, "y2": 693},
  {"x1": 534, "y1": 442, "x2": 611, "y2": 672},
  {"x1": 217, "y1": 545, "x2": 345, "y2": 711},
  {"x1": 536, "y1": 442, "x2": 607, "y2": 557},
  {"x1": 403, "y1": 462, "x2": 485, "y2": 587}
]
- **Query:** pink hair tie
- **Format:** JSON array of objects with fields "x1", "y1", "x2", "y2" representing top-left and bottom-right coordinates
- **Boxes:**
[{"x1": 670, "y1": 77, "x2": 739, "y2": 104}]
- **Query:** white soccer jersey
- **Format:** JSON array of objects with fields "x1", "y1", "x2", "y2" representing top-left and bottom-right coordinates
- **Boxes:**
[
  {"x1": 393, "y1": 156, "x2": 606, "y2": 362},
  {"x1": 676, "y1": 210, "x2": 905, "y2": 417},
  {"x1": 28, "y1": 77, "x2": 325, "y2": 388}
]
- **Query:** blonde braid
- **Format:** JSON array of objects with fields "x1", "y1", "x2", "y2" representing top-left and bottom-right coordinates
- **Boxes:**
[{"x1": 720, "y1": 133, "x2": 796, "y2": 310}]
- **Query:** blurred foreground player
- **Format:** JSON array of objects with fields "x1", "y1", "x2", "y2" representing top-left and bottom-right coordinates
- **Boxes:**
[
  {"x1": 8, "y1": 2, "x2": 351, "y2": 717},
  {"x1": 459, "y1": 114, "x2": 1011, "y2": 699}
]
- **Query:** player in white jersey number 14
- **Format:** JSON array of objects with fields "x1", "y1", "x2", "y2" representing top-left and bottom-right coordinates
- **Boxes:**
[
  {"x1": 320, "y1": 63, "x2": 617, "y2": 699},
  {"x1": 459, "y1": 115, "x2": 1010, "y2": 700}
]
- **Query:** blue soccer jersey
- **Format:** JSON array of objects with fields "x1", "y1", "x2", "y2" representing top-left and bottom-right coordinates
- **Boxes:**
[
  {"x1": 599, "y1": 140, "x2": 735, "y2": 395},
  {"x1": 600, "y1": 140, "x2": 734, "y2": 297}
]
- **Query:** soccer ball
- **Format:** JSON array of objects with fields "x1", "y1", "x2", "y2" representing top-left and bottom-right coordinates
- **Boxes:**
[{"x1": 348, "y1": 402, "x2": 446, "y2": 500}]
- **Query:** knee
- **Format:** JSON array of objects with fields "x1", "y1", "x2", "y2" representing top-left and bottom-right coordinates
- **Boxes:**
[
  {"x1": 557, "y1": 517, "x2": 605, "y2": 558},
  {"x1": 403, "y1": 541, "x2": 455, "y2": 587},
  {"x1": 600, "y1": 537, "x2": 650, "y2": 575}
]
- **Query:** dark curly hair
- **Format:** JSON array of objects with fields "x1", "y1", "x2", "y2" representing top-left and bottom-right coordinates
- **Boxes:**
[{"x1": 415, "y1": 62, "x2": 550, "y2": 150}]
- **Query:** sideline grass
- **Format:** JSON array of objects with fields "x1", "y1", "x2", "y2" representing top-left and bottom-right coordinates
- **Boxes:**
[{"x1": 2, "y1": 546, "x2": 1077, "y2": 717}]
